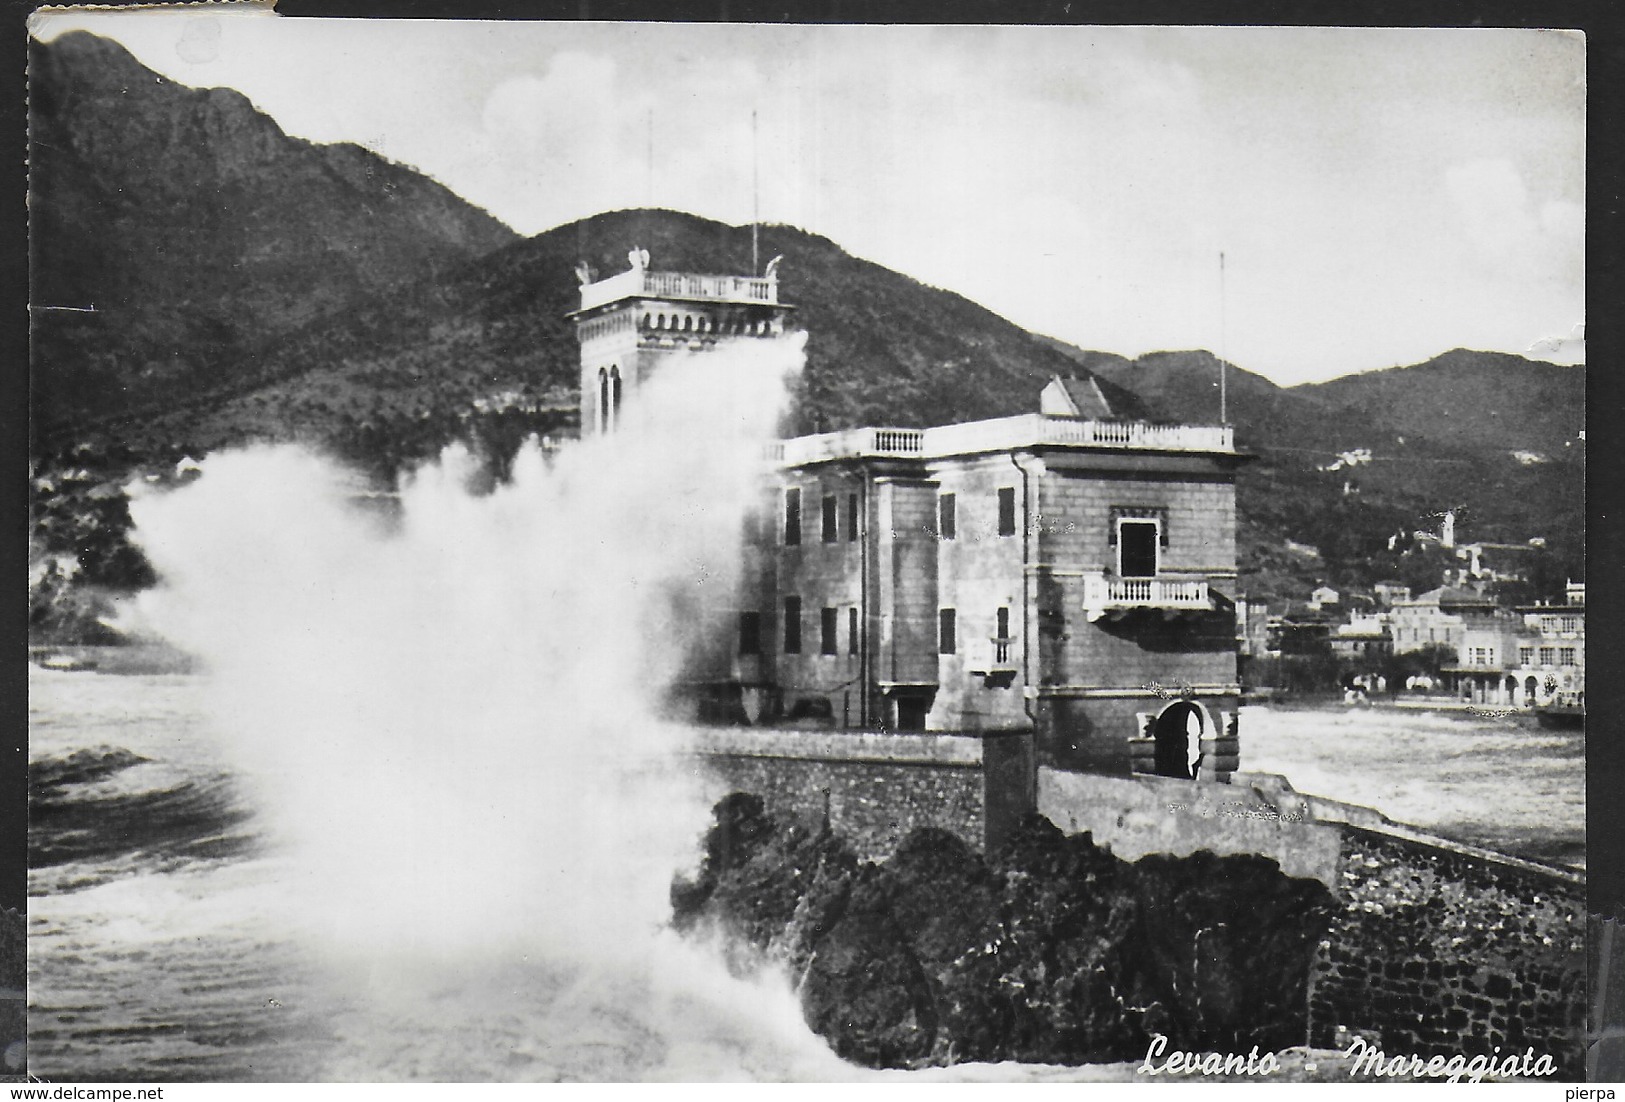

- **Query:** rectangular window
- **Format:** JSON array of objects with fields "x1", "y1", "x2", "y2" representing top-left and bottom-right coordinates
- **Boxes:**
[
  {"x1": 1118, "y1": 520, "x2": 1159, "y2": 579},
  {"x1": 847, "y1": 492, "x2": 860, "y2": 542},
  {"x1": 821, "y1": 607, "x2": 838, "y2": 655},
  {"x1": 1109, "y1": 506, "x2": 1171, "y2": 549},
  {"x1": 848, "y1": 607, "x2": 859, "y2": 655},
  {"x1": 783, "y1": 596, "x2": 802, "y2": 654},
  {"x1": 939, "y1": 608, "x2": 957, "y2": 655},
  {"x1": 997, "y1": 487, "x2": 1016, "y2": 537},
  {"x1": 783, "y1": 487, "x2": 801, "y2": 546},
  {"x1": 738, "y1": 611, "x2": 761, "y2": 656},
  {"x1": 1560, "y1": 647, "x2": 1576, "y2": 665},
  {"x1": 1540, "y1": 646, "x2": 1556, "y2": 665},
  {"x1": 822, "y1": 494, "x2": 838, "y2": 543},
  {"x1": 1560, "y1": 616, "x2": 1578, "y2": 633},
  {"x1": 939, "y1": 492, "x2": 957, "y2": 540},
  {"x1": 1520, "y1": 646, "x2": 1534, "y2": 666},
  {"x1": 995, "y1": 606, "x2": 1011, "y2": 662}
]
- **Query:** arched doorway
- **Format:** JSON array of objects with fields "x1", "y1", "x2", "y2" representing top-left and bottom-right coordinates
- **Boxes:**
[
  {"x1": 1153, "y1": 701, "x2": 1205, "y2": 779},
  {"x1": 1524, "y1": 676, "x2": 1538, "y2": 706}
]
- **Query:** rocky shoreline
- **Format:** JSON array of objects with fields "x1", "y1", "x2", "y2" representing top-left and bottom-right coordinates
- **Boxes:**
[{"x1": 671, "y1": 793, "x2": 1335, "y2": 1070}]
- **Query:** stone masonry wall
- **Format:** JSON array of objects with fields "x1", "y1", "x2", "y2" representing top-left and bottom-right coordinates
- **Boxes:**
[
  {"x1": 876, "y1": 478, "x2": 941, "y2": 691},
  {"x1": 691, "y1": 731, "x2": 1587, "y2": 1077},
  {"x1": 1031, "y1": 461, "x2": 1240, "y2": 771},
  {"x1": 1307, "y1": 826, "x2": 1586, "y2": 1078},
  {"x1": 929, "y1": 456, "x2": 1030, "y2": 732},
  {"x1": 689, "y1": 727, "x2": 1034, "y2": 860},
  {"x1": 1036, "y1": 464, "x2": 1238, "y2": 578},
  {"x1": 1037, "y1": 768, "x2": 1346, "y2": 885},
  {"x1": 769, "y1": 470, "x2": 868, "y2": 719},
  {"x1": 1039, "y1": 768, "x2": 1586, "y2": 1078}
]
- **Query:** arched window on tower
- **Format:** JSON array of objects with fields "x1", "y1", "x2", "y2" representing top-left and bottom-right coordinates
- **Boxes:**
[
  {"x1": 597, "y1": 367, "x2": 609, "y2": 434},
  {"x1": 609, "y1": 366, "x2": 623, "y2": 431}
]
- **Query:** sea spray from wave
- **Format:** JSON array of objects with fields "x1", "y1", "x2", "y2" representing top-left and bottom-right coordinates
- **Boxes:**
[{"x1": 109, "y1": 331, "x2": 856, "y2": 1079}]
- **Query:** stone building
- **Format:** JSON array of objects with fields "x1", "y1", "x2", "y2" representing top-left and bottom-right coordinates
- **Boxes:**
[
  {"x1": 1386, "y1": 584, "x2": 1495, "y2": 655},
  {"x1": 1372, "y1": 580, "x2": 1411, "y2": 608},
  {"x1": 571, "y1": 252, "x2": 1251, "y2": 781},
  {"x1": 1442, "y1": 613, "x2": 1537, "y2": 706},
  {"x1": 1330, "y1": 611, "x2": 1391, "y2": 663},
  {"x1": 1508, "y1": 585, "x2": 1585, "y2": 710},
  {"x1": 571, "y1": 245, "x2": 794, "y2": 436}
]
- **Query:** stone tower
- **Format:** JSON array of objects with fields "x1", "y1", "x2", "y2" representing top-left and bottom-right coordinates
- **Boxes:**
[{"x1": 570, "y1": 247, "x2": 795, "y2": 436}]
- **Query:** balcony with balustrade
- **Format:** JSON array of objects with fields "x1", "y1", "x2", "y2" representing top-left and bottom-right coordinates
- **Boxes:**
[
  {"x1": 962, "y1": 635, "x2": 1020, "y2": 687},
  {"x1": 1081, "y1": 574, "x2": 1213, "y2": 622}
]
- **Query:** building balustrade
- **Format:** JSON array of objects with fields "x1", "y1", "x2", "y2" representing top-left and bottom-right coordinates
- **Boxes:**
[
  {"x1": 767, "y1": 414, "x2": 1234, "y2": 466},
  {"x1": 579, "y1": 268, "x2": 779, "y2": 311},
  {"x1": 961, "y1": 636, "x2": 1019, "y2": 674},
  {"x1": 1081, "y1": 573, "x2": 1211, "y2": 621}
]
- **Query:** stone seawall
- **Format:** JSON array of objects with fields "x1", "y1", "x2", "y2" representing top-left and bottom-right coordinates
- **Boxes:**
[
  {"x1": 688, "y1": 727, "x2": 1034, "y2": 860},
  {"x1": 685, "y1": 738, "x2": 1586, "y2": 1077},
  {"x1": 1306, "y1": 827, "x2": 1585, "y2": 1077},
  {"x1": 1037, "y1": 768, "x2": 1345, "y2": 885},
  {"x1": 1036, "y1": 767, "x2": 1586, "y2": 1078}
]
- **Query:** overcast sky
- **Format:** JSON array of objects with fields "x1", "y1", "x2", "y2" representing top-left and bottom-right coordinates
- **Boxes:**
[{"x1": 31, "y1": 12, "x2": 1585, "y2": 384}]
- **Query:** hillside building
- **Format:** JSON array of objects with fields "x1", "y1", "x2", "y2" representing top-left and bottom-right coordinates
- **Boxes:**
[
  {"x1": 571, "y1": 250, "x2": 1251, "y2": 781},
  {"x1": 1308, "y1": 585, "x2": 1341, "y2": 611},
  {"x1": 1442, "y1": 613, "x2": 1536, "y2": 706},
  {"x1": 1507, "y1": 587, "x2": 1585, "y2": 710},
  {"x1": 1331, "y1": 611, "x2": 1391, "y2": 663},
  {"x1": 1372, "y1": 580, "x2": 1411, "y2": 608},
  {"x1": 1387, "y1": 585, "x2": 1495, "y2": 655},
  {"x1": 1235, "y1": 595, "x2": 1273, "y2": 659},
  {"x1": 1267, "y1": 601, "x2": 1336, "y2": 655}
]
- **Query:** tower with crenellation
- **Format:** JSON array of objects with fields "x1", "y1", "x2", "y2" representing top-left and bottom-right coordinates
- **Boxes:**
[{"x1": 569, "y1": 247, "x2": 796, "y2": 436}]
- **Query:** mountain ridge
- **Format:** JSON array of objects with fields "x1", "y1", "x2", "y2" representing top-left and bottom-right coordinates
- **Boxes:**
[
  {"x1": 28, "y1": 32, "x2": 1584, "y2": 602},
  {"x1": 29, "y1": 30, "x2": 518, "y2": 438}
]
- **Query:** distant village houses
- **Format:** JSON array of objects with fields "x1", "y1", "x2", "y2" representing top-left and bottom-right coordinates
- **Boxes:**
[{"x1": 1241, "y1": 573, "x2": 1583, "y2": 711}]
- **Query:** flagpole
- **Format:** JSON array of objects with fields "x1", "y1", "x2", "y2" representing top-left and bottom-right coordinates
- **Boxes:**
[
  {"x1": 1219, "y1": 251, "x2": 1229, "y2": 424},
  {"x1": 752, "y1": 109, "x2": 760, "y2": 275}
]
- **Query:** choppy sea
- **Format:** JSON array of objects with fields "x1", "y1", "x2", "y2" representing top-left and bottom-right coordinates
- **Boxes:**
[{"x1": 28, "y1": 662, "x2": 1583, "y2": 1082}]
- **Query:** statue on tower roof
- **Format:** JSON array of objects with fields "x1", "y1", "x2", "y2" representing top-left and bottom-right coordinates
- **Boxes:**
[{"x1": 628, "y1": 246, "x2": 650, "y2": 272}]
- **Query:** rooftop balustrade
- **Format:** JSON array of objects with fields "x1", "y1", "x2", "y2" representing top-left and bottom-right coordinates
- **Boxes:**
[
  {"x1": 770, "y1": 414, "x2": 1234, "y2": 465},
  {"x1": 579, "y1": 268, "x2": 779, "y2": 312}
]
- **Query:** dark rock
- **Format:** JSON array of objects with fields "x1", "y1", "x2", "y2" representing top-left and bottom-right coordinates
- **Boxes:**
[
  {"x1": 1132, "y1": 850, "x2": 1334, "y2": 1053},
  {"x1": 801, "y1": 866, "x2": 938, "y2": 1067},
  {"x1": 672, "y1": 799, "x2": 1341, "y2": 1071}
]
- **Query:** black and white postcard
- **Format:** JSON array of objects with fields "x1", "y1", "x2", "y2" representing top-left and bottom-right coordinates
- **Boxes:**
[{"x1": 22, "y1": 10, "x2": 1594, "y2": 1085}]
